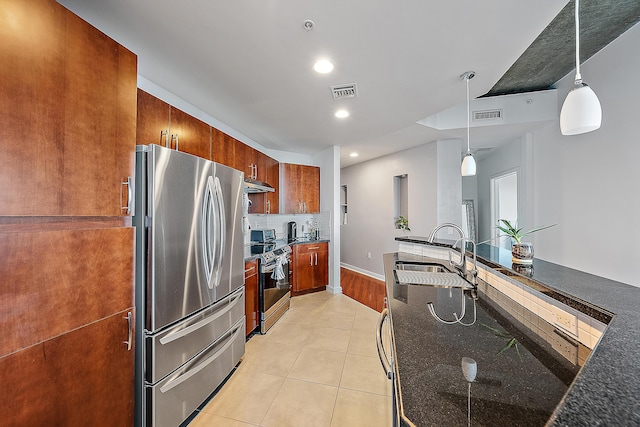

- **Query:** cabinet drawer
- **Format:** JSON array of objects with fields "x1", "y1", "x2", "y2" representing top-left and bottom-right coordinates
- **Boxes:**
[
  {"x1": 295, "y1": 242, "x2": 328, "y2": 256},
  {"x1": 244, "y1": 259, "x2": 258, "y2": 279},
  {"x1": 145, "y1": 288, "x2": 244, "y2": 383}
]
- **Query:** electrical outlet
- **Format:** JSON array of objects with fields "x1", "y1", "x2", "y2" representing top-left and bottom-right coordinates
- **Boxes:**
[
  {"x1": 367, "y1": 252, "x2": 372, "y2": 259},
  {"x1": 550, "y1": 330, "x2": 578, "y2": 363},
  {"x1": 553, "y1": 307, "x2": 578, "y2": 337}
]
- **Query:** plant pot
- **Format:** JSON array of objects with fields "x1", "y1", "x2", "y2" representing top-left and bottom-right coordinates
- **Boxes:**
[{"x1": 512, "y1": 242, "x2": 534, "y2": 264}]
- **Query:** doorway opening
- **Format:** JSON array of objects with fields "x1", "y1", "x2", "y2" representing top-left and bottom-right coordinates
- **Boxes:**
[{"x1": 490, "y1": 170, "x2": 518, "y2": 249}]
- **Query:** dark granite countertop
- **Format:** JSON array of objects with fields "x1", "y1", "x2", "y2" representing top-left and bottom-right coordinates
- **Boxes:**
[
  {"x1": 391, "y1": 237, "x2": 640, "y2": 426},
  {"x1": 243, "y1": 238, "x2": 330, "y2": 262}
]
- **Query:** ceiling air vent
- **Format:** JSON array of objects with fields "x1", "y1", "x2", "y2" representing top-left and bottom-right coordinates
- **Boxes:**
[
  {"x1": 473, "y1": 109, "x2": 502, "y2": 121},
  {"x1": 330, "y1": 83, "x2": 358, "y2": 100}
]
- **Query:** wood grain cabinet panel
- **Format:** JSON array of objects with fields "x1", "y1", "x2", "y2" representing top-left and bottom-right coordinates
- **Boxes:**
[
  {"x1": 0, "y1": 309, "x2": 135, "y2": 426},
  {"x1": 0, "y1": 227, "x2": 135, "y2": 357},
  {"x1": 280, "y1": 163, "x2": 320, "y2": 214},
  {"x1": 244, "y1": 259, "x2": 259, "y2": 336},
  {"x1": 136, "y1": 88, "x2": 171, "y2": 147},
  {"x1": 292, "y1": 242, "x2": 328, "y2": 295},
  {"x1": 0, "y1": 0, "x2": 137, "y2": 217},
  {"x1": 168, "y1": 107, "x2": 211, "y2": 160}
]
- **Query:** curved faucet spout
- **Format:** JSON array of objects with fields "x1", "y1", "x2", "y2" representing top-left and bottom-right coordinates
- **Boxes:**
[{"x1": 427, "y1": 223, "x2": 465, "y2": 243}]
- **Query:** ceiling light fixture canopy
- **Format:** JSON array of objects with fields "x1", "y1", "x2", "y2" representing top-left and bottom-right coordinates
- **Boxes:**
[
  {"x1": 560, "y1": 0, "x2": 602, "y2": 135},
  {"x1": 461, "y1": 71, "x2": 477, "y2": 177}
]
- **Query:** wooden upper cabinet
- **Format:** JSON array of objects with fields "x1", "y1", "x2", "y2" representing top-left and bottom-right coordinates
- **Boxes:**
[
  {"x1": 280, "y1": 163, "x2": 320, "y2": 214},
  {"x1": 136, "y1": 88, "x2": 171, "y2": 147},
  {"x1": 0, "y1": 0, "x2": 137, "y2": 217},
  {"x1": 169, "y1": 107, "x2": 211, "y2": 160},
  {"x1": 265, "y1": 155, "x2": 280, "y2": 214}
]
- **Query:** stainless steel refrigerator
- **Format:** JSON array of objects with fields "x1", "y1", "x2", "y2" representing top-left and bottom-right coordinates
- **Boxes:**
[{"x1": 134, "y1": 144, "x2": 245, "y2": 427}]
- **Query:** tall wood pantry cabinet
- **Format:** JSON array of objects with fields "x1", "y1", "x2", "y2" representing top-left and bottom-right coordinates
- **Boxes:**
[{"x1": 0, "y1": 0, "x2": 136, "y2": 424}]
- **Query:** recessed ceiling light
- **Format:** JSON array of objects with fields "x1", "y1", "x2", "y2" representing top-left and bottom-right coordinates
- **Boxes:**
[
  {"x1": 350, "y1": 152, "x2": 358, "y2": 157},
  {"x1": 314, "y1": 59, "x2": 334, "y2": 74},
  {"x1": 335, "y1": 109, "x2": 349, "y2": 118}
]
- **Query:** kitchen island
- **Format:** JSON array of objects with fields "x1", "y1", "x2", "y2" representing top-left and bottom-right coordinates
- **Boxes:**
[{"x1": 384, "y1": 237, "x2": 640, "y2": 426}]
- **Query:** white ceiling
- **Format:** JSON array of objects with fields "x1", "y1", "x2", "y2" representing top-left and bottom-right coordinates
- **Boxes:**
[{"x1": 58, "y1": 0, "x2": 568, "y2": 167}]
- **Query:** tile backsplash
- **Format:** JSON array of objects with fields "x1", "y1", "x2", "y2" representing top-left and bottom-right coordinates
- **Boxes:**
[{"x1": 247, "y1": 212, "x2": 331, "y2": 243}]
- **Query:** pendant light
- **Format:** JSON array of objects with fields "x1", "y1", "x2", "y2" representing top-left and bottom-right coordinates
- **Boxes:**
[
  {"x1": 461, "y1": 71, "x2": 476, "y2": 176},
  {"x1": 560, "y1": 0, "x2": 602, "y2": 135}
]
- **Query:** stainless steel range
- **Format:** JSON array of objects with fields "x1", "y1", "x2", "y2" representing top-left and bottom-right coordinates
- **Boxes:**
[{"x1": 249, "y1": 234, "x2": 292, "y2": 333}]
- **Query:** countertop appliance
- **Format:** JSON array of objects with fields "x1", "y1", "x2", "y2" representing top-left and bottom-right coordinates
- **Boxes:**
[
  {"x1": 251, "y1": 228, "x2": 276, "y2": 243},
  {"x1": 134, "y1": 144, "x2": 245, "y2": 427},
  {"x1": 287, "y1": 221, "x2": 297, "y2": 243},
  {"x1": 249, "y1": 239, "x2": 292, "y2": 333}
]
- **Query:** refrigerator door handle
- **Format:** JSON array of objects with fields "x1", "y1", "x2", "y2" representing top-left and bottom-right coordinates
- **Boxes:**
[
  {"x1": 212, "y1": 176, "x2": 225, "y2": 289},
  {"x1": 202, "y1": 176, "x2": 216, "y2": 287},
  {"x1": 159, "y1": 321, "x2": 243, "y2": 394},
  {"x1": 159, "y1": 291, "x2": 243, "y2": 345}
]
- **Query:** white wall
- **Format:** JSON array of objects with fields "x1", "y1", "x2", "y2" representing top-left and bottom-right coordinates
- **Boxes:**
[
  {"x1": 314, "y1": 146, "x2": 342, "y2": 293},
  {"x1": 340, "y1": 139, "x2": 461, "y2": 277},
  {"x1": 529, "y1": 23, "x2": 640, "y2": 287}
]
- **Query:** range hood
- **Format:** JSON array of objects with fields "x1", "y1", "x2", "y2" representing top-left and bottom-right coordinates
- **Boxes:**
[{"x1": 244, "y1": 178, "x2": 275, "y2": 193}]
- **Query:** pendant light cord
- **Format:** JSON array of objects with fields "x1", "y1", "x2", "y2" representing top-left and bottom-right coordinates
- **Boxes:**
[
  {"x1": 574, "y1": 0, "x2": 582, "y2": 82},
  {"x1": 466, "y1": 76, "x2": 470, "y2": 153}
]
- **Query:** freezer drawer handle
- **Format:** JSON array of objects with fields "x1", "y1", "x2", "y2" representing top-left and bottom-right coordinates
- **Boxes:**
[
  {"x1": 376, "y1": 308, "x2": 393, "y2": 379},
  {"x1": 159, "y1": 322, "x2": 243, "y2": 394},
  {"x1": 159, "y1": 291, "x2": 243, "y2": 345},
  {"x1": 124, "y1": 311, "x2": 133, "y2": 351}
]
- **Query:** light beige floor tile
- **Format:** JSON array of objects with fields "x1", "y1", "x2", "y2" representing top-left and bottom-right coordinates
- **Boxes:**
[
  {"x1": 260, "y1": 378, "x2": 338, "y2": 427},
  {"x1": 354, "y1": 301, "x2": 380, "y2": 316},
  {"x1": 238, "y1": 340, "x2": 303, "y2": 377},
  {"x1": 340, "y1": 353, "x2": 392, "y2": 396},
  {"x1": 266, "y1": 322, "x2": 315, "y2": 346},
  {"x1": 278, "y1": 305, "x2": 325, "y2": 326},
  {"x1": 347, "y1": 330, "x2": 378, "y2": 357},
  {"x1": 190, "y1": 412, "x2": 258, "y2": 427},
  {"x1": 323, "y1": 295, "x2": 362, "y2": 314},
  {"x1": 352, "y1": 312, "x2": 380, "y2": 333},
  {"x1": 305, "y1": 326, "x2": 352, "y2": 353},
  {"x1": 318, "y1": 310, "x2": 356, "y2": 330},
  {"x1": 330, "y1": 388, "x2": 392, "y2": 427},
  {"x1": 200, "y1": 371, "x2": 284, "y2": 425},
  {"x1": 288, "y1": 347, "x2": 346, "y2": 386}
]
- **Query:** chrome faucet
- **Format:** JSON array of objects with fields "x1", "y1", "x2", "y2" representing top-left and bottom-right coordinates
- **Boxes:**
[{"x1": 427, "y1": 223, "x2": 465, "y2": 243}]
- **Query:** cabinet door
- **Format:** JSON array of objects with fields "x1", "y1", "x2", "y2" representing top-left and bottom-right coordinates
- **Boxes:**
[
  {"x1": 136, "y1": 88, "x2": 171, "y2": 147},
  {"x1": 0, "y1": 0, "x2": 137, "y2": 216},
  {"x1": 302, "y1": 165, "x2": 320, "y2": 214},
  {"x1": 169, "y1": 107, "x2": 211, "y2": 160},
  {"x1": 0, "y1": 226, "x2": 135, "y2": 357},
  {"x1": 312, "y1": 244, "x2": 329, "y2": 289},
  {"x1": 280, "y1": 163, "x2": 303, "y2": 214},
  {"x1": 0, "y1": 309, "x2": 135, "y2": 426},
  {"x1": 244, "y1": 260, "x2": 259, "y2": 336},
  {"x1": 212, "y1": 129, "x2": 233, "y2": 168},
  {"x1": 265, "y1": 155, "x2": 280, "y2": 214}
]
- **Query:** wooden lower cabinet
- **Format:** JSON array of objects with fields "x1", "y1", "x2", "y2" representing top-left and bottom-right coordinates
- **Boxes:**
[
  {"x1": 291, "y1": 242, "x2": 328, "y2": 295},
  {"x1": 0, "y1": 309, "x2": 135, "y2": 426},
  {"x1": 244, "y1": 259, "x2": 259, "y2": 336}
]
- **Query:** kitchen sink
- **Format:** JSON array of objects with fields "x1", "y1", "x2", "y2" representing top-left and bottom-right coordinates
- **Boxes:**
[
  {"x1": 393, "y1": 261, "x2": 473, "y2": 289},
  {"x1": 394, "y1": 261, "x2": 449, "y2": 273}
]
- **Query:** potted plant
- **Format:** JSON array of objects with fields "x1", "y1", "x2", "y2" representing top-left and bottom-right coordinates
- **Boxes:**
[
  {"x1": 492, "y1": 219, "x2": 556, "y2": 265},
  {"x1": 396, "y1": 215, "x2": 411, "y2": 233}
]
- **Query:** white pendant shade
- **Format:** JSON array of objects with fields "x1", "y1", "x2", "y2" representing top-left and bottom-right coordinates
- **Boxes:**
[
  {"x1": 461, "y1": 153, "x2": 476, "y2": 176},
  {"x1": 560, "y1": 82, "x2": 602, "y2": 135}
]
